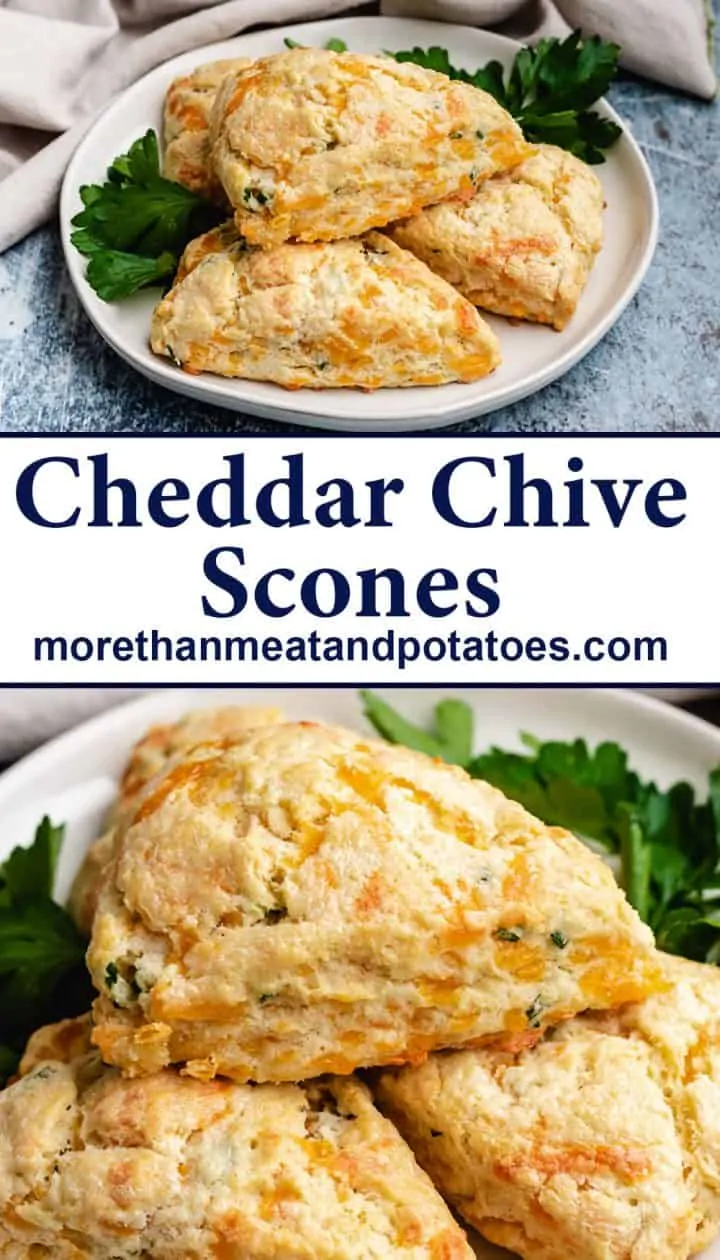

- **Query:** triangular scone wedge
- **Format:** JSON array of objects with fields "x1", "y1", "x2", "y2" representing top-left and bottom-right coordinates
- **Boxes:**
[
  {"x1": 390, "y1": 145, "x2": 605, "y2": 330},
  {"x1": 150, "y1": 225, "x2": 501, "y2": 389},
  {"x1": 209, "y1": 47, "x2": 533, "y2": 246},
  {"x1": 1, "y1": 1017, "x2": 474, "y2": 1260},
  {"x1": 163, "y1": 57, "x2": 254, "y2": 202},
  {"x1": 376, "y1": 952, "x2": 720, "y2": 1260},
  {"x1": 88, "y1": 721, "x2": 661, "y2": 1083},
  {"x1": 69, "y1": 706, "x2": 283, "y2": 936}
]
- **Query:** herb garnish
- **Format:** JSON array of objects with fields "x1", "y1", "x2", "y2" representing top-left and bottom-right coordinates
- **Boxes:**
[
  {"x1": 391, "y1": 32, "x2": 622, "y2": 163},
  {"x1": 0, "y1": 818, "x2": 93, "y2": 1084},
  {"x1": 284, "y1": 37, "x2": 348, "y2": 53},
  {"x1": 361, "y1": 691, "x2": 720, "y2": 967},
  {"x1": 71, "y1": 130, "x2": 221, "y2": 302},
  {"x1": 360, "y1": 690, "x2": 473, "y2": 765}
]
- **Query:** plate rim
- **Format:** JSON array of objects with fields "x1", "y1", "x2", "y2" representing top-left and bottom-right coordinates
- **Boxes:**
[
  {"x1": 0, "y1": 686, "x2": 716, "y2": 812},
  {"x1": 59, "y1": 14, "x2": 660, "y2": 432}
]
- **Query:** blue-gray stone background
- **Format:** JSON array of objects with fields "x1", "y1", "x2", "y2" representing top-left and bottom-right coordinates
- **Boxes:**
[{"x1": 0, "y1": 29, "x2": 718, "y2": 435}]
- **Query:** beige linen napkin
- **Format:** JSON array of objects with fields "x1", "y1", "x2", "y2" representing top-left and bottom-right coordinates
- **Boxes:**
[
  {"x1": 0, "y1": 689, "x2": 142, "y2": 763},
  {"x1": 0, "y1": 0, "x2": 716, "y2": 254}
]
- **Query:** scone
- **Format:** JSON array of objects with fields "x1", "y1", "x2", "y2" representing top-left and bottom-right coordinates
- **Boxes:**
[
  {"x1": 0, "y1": 1016, "x2": 473, "y2": 1260},
  {"x1": 87, "y1": 720, "x2": 660, "y2": 1083},
  {"x1": 209, "y1": 47, "x2": 532, "y2": 246},
  {"x1": 150, "y1": 224, "x2": 502, "y2": 389},
  {"x1": 163, "y1": 57, "x2": 253, "y2": 201},
  {"x1": 376, "y1": 953, "x2": 720, "y2": 1260},
  {"x1": 69, "y1": 705, "x2": 283, "y2": 935},
  {"x1": 390, "y1": 145, "x2": 605, "y2": 330}
]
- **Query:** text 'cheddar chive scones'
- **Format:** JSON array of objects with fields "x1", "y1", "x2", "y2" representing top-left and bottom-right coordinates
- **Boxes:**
[
  {"x1": 0, "y1": 1017, "x2": 473, "y2": 1260},
  {"x1": 209, "y1": 47, "x2": 533, "y2": 246},
  {"x1": 390, "y1": 145, "x2": 605, "y2": 331},
  {"x1": 163, "y1": 57, "x2": 254, "y2": 202},
  {"x1": 376, "y1": 952, "x2": 720, "y2": 1260},
  {"x1": 69, "y1": 705, "x2": 283, "y2": 936},
  {"x1": 87, "y1": 721, "x2": 660, "y2": 1083},
  {"x1": 150, "y1": 224, "x2": 501, "y2": 389}
]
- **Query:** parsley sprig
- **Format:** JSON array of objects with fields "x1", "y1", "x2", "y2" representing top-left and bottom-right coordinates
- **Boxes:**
[
  {"x1": 361, "y1": 691, "x2": 720, "y2": 964},
  {"x1": 285, "y1": 36, "x2": 348, "y2": 53},
  {"x1": 71, "y1": 130, "x2": 221, "y2": 302},
  {"x1": 0, "y1": 817, "x2": 92, "y2": 1084},
  {"x1": 392, "y1": 32, "x2": 622, "y2": 163}
]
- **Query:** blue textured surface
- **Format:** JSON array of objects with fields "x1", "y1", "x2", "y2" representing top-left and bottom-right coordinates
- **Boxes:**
[{"x1": 0, "y1": 67, "x2": 718, "y2": 434}]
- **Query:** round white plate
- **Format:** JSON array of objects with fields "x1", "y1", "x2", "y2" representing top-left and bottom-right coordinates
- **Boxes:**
[
  {"x1": 59, "y1": 16, "x2": 659, "y2": 433},
  {"x1": 0, "y1": 687, "x2": 717, "y2": 1258}
]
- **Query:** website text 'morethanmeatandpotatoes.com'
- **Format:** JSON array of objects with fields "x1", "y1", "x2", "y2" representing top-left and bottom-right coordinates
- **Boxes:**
[{"x1": 33, "y1": 628, "x2": 668, "y2": 671}]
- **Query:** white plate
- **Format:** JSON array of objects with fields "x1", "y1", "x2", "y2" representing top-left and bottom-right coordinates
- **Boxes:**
[
  {"x1": 59, "y1": 16, "x2": 659, "y2": 433},
  {"x1": 0, "y1": 686, "x2": 718, "y2": 1259}
]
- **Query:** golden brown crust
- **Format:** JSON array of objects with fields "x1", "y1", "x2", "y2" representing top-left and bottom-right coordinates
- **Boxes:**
[
  {"x1": 390, "y1": 144, "x2": 604, "y2": 330},
  {"x1": 209, "y1": 48, "x2": 532, "y2": 246},
  {"x1": 68, "y1": 706, "x2": 283, "y2": 935},
  {"x1": 150, "y1": 225, "x2": 501, "y2": 389},
  {"x1": 163, "y1": 58, "x2": 253, "y2": 201},
  {"x1": 87, "y1": 720, "x2": 659, "y2": 1083},
  {"x1": 376, "y1": 953, "x2": 720, "y2": 1260},
  {"x1": 113, "y1": 705, "x2": 284, "y2": 821},
  {"x1": 0, "y1": 1018, "x2": 473, "y2": 1260}
]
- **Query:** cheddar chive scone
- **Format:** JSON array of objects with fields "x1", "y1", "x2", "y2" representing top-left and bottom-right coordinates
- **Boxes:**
[
  {"x1": 150, "y1": 225, "x2": 502, "y2": 389},
  {"x1": 109, "y1": 704, "x2": 284, "y2": 825},
  {"x1": 69, "y1": 705, "x2": 283, "y2": 936},
  {"x1": 209, "y1": 47, "x2": 533, "y2": 246},
  {"x1": 390, "y1": 145, "x2": 605, "y2": 331},
  {"x1": 377, "y1": 953, "x2": 720, "y2": 1260},
  {"x1": 87, "y1": 721, "x2": 660, "y2": 1083},
  {"x1": 0, "y1": 1017, "x2": 473, "y2": 1260},
  {"x1": 163, "y1": 57, "x2": 253, "y2": 202}
]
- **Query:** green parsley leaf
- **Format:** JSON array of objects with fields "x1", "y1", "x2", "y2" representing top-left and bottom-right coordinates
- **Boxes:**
[
  {"x1": 80, "y1": 248, "x2": 177, "y2": 303},
  {"x1": 390, "y1": 31, "x2": 622, "y2": 162},
  {"x1": 71, "y1": 129, "x2": 222, "y2": 301},
  {"x1": 0, "y1": 815, "x2": 64, "y2": 902},
  {"x1": 284, "y1": 36, "x2": 347, "y2": 52},
  {"x1": 360, "y1": 691, "x2": 474, "y2": 764},
  {"x1": 433, "y1": 700, "x2": 475, "y2": 766},
  {"x1": 73, "y1": 131, "x2": 210, "y2": 256},
  {"x1": 0, "y1": 818, "x2": 94, "y2": 1086},
  {"x1": 617, "y1": 805, "x2": 652, "y2": 921}
]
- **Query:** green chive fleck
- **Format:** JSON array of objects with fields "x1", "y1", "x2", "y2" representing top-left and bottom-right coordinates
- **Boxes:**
[
  {"x1": 525, "y1": 996, "x2": 545, "y2": 1028},
  {"x1": 495, "y1": 927, "x2": 522, "y2": 942},
  {"x1": 243, "y1": 188, "x2": 269, "y2": 208}
]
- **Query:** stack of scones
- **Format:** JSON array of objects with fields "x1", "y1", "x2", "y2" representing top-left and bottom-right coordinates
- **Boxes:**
[
  {"x1": 149, "y1": 47, "x2": 606, "y2": 391},
  {"x1": 3, "y1": 705, "x2": 720, "y2": 1259}
]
